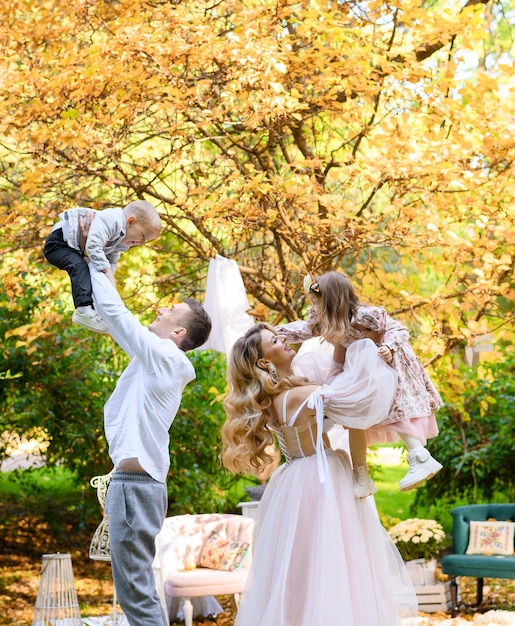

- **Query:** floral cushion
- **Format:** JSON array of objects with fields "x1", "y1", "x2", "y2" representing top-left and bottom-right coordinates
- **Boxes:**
[
  {"x1": 465, "y1": 520, "x2": 515, "y2": 556},
  {"x1": 198, "y1": 531, "x2": 249, "y2": 571}
]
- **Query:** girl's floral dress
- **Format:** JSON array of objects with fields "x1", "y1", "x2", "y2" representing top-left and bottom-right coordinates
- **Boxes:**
[{"x1": 277, "y1": 305, "x2": 443, "y2": 446}]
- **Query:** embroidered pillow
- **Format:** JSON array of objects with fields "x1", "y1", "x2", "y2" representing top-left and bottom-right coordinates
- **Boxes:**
[
  {"x1": 465, "y1": 520, "x2": 515, "y2": 556},
  {"x1": 198, "y1": 531, "x2": 249, "y2": 571}
]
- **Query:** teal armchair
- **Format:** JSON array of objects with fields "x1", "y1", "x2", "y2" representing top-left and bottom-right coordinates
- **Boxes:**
[{"x1": 440, "y1": 504, "x2": 515, "y2": 616}]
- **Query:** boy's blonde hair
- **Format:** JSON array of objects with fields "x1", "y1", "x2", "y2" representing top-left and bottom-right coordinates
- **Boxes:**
[{"x1": 123, "y1": 200, "x2": 162, "y2": 239}]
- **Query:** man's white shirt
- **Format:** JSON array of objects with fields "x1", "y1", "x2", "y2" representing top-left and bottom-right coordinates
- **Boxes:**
[{"x1": 90, "y1": 266, "x2": 195, "y2": 482}]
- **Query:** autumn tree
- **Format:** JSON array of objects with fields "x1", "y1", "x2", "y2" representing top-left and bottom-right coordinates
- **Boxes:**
[
  {"x1": 0, "y1": 0, "x2": 514, "y2": 516},
  {"x1": 1, "y1": 0, "x2": 513, "y2": 356}
]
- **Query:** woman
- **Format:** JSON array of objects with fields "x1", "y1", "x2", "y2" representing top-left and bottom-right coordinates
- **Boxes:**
[{"x1": 222, "y1": 323, "x2": 417, "y2": 626}]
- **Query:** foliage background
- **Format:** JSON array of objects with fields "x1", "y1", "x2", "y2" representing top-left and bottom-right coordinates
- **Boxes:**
[
  {"x1": 416, "y1": 351, "x2": 515, "y2": 510},
  {"x1": 0, "y1": 0, "x2": 513, "y2": 517}
]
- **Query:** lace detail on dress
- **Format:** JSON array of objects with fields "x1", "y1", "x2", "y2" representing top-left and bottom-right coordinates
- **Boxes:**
[
  {"x1": 271, "y1": 420, "x2": 319, "y2": 461},
  {"x1": 272, "y1": 426, "x2": 293, "y2": 465}
]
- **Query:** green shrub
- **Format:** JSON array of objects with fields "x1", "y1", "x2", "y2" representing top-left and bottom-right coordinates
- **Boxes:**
[
  {"x1": 415, "y1": 352, "x2": 515, "y2": 509},
  {"x1": 166, "y1": 349, "x2": 242, "y2": 514}
]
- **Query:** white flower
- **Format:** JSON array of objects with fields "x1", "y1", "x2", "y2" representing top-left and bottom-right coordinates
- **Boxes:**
[{"x1": 388, "y1": 518, "x2": 446, "y2": 561}]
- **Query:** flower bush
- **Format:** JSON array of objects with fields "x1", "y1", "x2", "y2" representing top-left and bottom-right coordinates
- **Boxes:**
[{"x1": 388, "y1": 518, "x2": 446, "y2": 561}]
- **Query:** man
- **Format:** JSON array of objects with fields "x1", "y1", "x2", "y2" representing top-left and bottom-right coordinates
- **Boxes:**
[{"x1": 90, "y1": 264, "x2": 212, "y2": 625}]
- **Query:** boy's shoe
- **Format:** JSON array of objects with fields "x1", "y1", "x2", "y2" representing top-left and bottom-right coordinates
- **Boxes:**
[
  {"x1": 72, "y1": 308, "x2": 108, "y2": 333},
  {"x1": 352, "y1": 464, "x2": 377, "y2": 498},
  {"x1": 399, "y1": 447, "x2": 442, "y2": 491}
]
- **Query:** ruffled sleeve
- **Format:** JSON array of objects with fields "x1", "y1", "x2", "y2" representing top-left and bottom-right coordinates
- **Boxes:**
[
  {"x1": 293, "y1": 347, "x2": 342, "y2": 384},
  {"x1": 320, "y1": 339, "x2": 397, "y2": 430},
  {"x1": 354, "y1": 305, "x2": 388, "y2": 333},
  {"x1": 276, "y1": 308, "x2": 317, "y2": 343},
  {"x1": 297, "y1": 339, "x2": 397, "y2": 489},
  {"x1": 382, "y1": 314, "x2": 410, "y2": 353}
]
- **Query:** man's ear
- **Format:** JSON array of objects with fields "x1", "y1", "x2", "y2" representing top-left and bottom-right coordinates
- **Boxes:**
[{"x1": 169, "y1": 326, "x2": 187, "y2": 347}]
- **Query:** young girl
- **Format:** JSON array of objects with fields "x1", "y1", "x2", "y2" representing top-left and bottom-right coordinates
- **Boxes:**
[{"x1": 277, "y1": 270, "x2": 444, "y2": 497}]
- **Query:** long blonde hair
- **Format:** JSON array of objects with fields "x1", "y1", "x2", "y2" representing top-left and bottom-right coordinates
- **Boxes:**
[
  {"x1": 221, "y1": 323, "x2": 308, "y2": 478},
  {"x1": 309, "y1": 271, "x2": 359, "y2": 345}
]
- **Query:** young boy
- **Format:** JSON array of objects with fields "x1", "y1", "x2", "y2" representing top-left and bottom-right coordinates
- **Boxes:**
[{"x1": 44, "y1": 200, "x2": 161, "y2": 333}]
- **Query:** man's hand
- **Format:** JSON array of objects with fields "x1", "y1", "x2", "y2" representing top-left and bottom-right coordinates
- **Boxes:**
[
  {"x1": 78, "y1": 212, "x2": 94, "y2": 254},
  {"x1": 103, "y1": 267, "x2": 117, "y2": 287}
]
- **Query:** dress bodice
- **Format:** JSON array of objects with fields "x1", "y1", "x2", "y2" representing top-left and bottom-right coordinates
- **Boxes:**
[
  {"x1": 269, "y1": 389, "x2": 332, "y2": 489},
  {"x1": 272, "y1": 413, "x2": 330, "y2": 462},
  {"x1": 269, "y1": 339, "x2": 399, "y2": 490}
]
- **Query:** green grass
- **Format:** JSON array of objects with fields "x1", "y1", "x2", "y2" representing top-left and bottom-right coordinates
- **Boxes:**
[
  {"x1": 0, "y1": 466, "x2": 89, "y2": 538},
  {"x1": 0, "y1": 465, "x2": 78, "y2": 502},
  {"x1": 0, "y1": 453, "x2": 418, "y2": 528},
  {"x1": 373, "y1": 463, "x2": 416, "y2": 524}
]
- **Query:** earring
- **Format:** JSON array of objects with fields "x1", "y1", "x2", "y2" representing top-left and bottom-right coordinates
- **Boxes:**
[{"x1": 267, "y1": 362, "x2": 278, "y2": 383}]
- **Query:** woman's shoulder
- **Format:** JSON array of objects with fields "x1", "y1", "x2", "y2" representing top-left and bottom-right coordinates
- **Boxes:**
[
  {"x1": 272, "y1": 384, "x2": 319, "y2": 423},
  {"x1": 286, "y1": 384, "x2": 319, "y2": 400}
]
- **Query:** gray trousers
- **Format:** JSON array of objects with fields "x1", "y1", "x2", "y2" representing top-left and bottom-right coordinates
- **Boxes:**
[{"x1": 105, "y1": 471, "x2": 168, "y2": 626}]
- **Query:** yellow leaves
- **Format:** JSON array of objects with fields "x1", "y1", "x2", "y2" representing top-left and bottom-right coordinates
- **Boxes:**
[
  {"x1": 60, "y1": 108, "x2": 78, "y2": 120},
  {"x1": 19, "y1": 178, "x2": 42, "y2": 196},
  {"x1": 247, "y1": 303, "x2": 268, "y2": 323},
  {"x1": 5, "y1": 323, "x2": 51, "y2": 355},
  {"x1": 269, "y1": 61, "x2": 287, "y2": 75},
  {"x1": 5, "y1": 324, "x2": 32, "y2": 340},
  {"x1": 208, "y1": 386, "x2": 226, "y2": 406},
  {"x1": 0, "y1": 0, "x2": 511, "y2": 367},
  {"x1": 498, "y1": 282, "x2": 514, "y2": 299},
  {"x1": 476, "y1": 73, "x2": 501, "y2": 93},
  {"x1": 462, "y1": 320, "x2": 489, "y2": 341},
  {"x1": 0, "y1": 369, "x2": 22, "y2": 380},
  {"x1": 479, "y1": 395, "x2": 496, "y2": 418}
]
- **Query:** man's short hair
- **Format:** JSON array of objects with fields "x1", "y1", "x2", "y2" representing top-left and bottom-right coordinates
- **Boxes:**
[{"x1": 180, "y1": 298, "x2": 212, "y2": 351}]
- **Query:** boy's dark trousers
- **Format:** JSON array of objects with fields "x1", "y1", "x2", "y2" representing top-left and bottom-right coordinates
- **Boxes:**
[{"x1": 44, "y1": 228, "x2": 93, "y2": 308}]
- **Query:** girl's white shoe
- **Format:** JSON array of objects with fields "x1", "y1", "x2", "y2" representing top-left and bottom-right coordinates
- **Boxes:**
[
  {"x1": 399, "y1": 446, "x2": 442, "y2": 491},
  {"x1": 352, "y1": 464, "x2": 377, "y2": 498}
]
